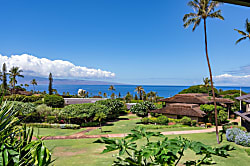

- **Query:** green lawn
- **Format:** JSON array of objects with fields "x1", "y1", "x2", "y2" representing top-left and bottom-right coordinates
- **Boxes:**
[
  {"x1": 33, "y1": 127, "x2": 86, "y2": 137},
  {"x1": 45, "y1": 132, "x2": 250, "y2": 166},
  {"x1": 86, "y1": 117, "x2": 204, "y2": 135}
]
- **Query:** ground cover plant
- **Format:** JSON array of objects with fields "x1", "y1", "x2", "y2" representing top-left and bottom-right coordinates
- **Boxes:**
[
  {"x1": 95, "y1": 127, "x2": 234, "y2": 165},
  {"x1": 226, "y1": 128, "x2": 250, "y2": 147}
]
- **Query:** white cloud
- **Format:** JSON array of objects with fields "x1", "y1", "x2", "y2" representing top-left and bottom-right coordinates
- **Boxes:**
[
  {"x1": 214, "y1": 74, "x2": 250, "y2": 86},
  {"x1": 0, "y1": 54, "x2": 115, "y2": 79}
]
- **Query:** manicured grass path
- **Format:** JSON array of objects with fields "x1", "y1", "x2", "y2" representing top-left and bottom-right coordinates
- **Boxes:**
[{"x1": 45, "y1": 132, "x2": 250, "y2": 166}]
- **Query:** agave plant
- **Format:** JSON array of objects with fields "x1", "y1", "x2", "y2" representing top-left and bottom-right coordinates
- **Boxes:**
[{"x1": 0, "y1": 95, "x2": 52, "y2": 166}]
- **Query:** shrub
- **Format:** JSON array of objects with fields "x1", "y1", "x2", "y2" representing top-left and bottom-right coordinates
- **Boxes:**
[
  {"x1": 168, "y1": 118, "x2": 181, "y2": 124},
  {"x1": 36, "y1": 104, "x2": 53, "y2": 117},
  {"x1": 206, "y1": 123, "x2": 212, "y2": 128},
  {"x1": 235, "y1": 132, "x2": 250, "y2": 147},
  {"x1": 198, "y1": 122, "x2": 205, "y2": 125},
  {"x1": 226, "y1": 128, "x2": 244, "y2": 142},
  {"x1": 157, "y1": 115, "x2": 168, "y2": 125},
  {"x1": 141, "y1": 117, "x2": 149, "y2": 124},
  {"x1": 81, "y1": 122, "x2": 100, "y2": 127},
  {"x1": 25, "y1": 123, "x2": 80, "y2": 129},
  {"x1": 4, "y1": 95, "x2": 43, "y2": 103},
  {"x1": 8, "y1": 101, "x2": 36, "y2": 116},
  {"x1": 44, "y1": 95, "x2": 64, "y2": 108},
  {"x1": 191, "y1": 120, "x2": 197, "y2": 126},
  {"x1": 222, "y1": 124, "x2": 247, "y2": 133},
  {"x1": 148, "y1": 117, "x2": 158, "y2": 124},
  {"x1": 180, "y1": 116, "x2": 191, "y2": 126},
  {"x1": 245, "y1": 149, "x2": 250, "y2": 156},
  {"x1": 46, "y1": 116, "x2": 57, "y2": 123},
  {"x1": 218, "y1": 110, "x2": 228, "y2": 124}
]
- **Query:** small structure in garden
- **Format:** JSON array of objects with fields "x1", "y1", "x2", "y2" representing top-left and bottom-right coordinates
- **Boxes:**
[
  {"x1": 235, "y1": 94, "x2": 250, "y2": 131},
  {"x1": 154, "y1": 93, "x2": 234, "y2": 121},
  {"x1": 150, "y1": 103, "x2": 205, "y2": 122},
  {"x1": 64, "y1": 98, "x2": 107, "y2": 105}
]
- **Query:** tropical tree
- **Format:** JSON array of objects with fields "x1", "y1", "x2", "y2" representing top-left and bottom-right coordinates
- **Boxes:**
[
  {"x1": 110, "y1": 93, "x2": 116, "y2": 99},
  {"x1": 147, "y1": 91, "x2": 157, "y2": 102},
  {"x1": 103, "y1": 92, "x2": 107, "y2": 98},
  {"x1": 48, "y1": 72, "x2": 53, "y2": 95},
  {"x1": 203, "y1": 77, "x2": 211, "y2": 95},
  {"x1": 108, "y1": 85, "x2": 115, "y2": 91},
  {"x1": 1, "y1": 63, "x2": 8, "y2": 91},
  {"x1": 94, "y1": 112, "x2": 107, "y2": 133},
  {"x1": 134, "y1": 86, "x2": 145, "y2": 100},
  {"x1": 98, "y1": 91, "x2": 102, "y2": 96},
  {"x1": 183, "y1": 0, "x2": 224, "y2": 144},
  {"x1": 9, "y1": 66, "x2": 24, "y2": 94},
  {"x1": 30, "y1": 79, "x2": 37, "y2": 92},
  {"x1": 234, "y1": 19, "x2": 250, "y2": 44}
]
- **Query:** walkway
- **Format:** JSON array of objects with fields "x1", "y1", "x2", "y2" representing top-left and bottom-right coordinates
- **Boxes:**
[{"x1": 42, "y1": 126, "x2": 222, "y2": 140}]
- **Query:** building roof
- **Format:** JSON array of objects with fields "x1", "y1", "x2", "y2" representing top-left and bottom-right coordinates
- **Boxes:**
[
  {"x1": 217, "y1": 0, "x2": 250, "y2": 7},
  {"x1": 150, "y1": 103, "x2": 206, "y2": 118},
  {"x1": 64, "y1": 98, "x2": 107, "y2": 105},
  {"x1": 235, "y1": 94, "x2": 250, "y2": 103},
  {"x1": 160, "y1": 93, "x2": 234, "y2": 104},
  {"x1": 235, "y1": 111, "x2": 250, "y2": 122}
]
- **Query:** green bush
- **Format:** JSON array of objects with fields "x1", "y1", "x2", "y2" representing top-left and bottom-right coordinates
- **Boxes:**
[
  {"x1": 36, "y1": 104, "x2": 53, "y2": 117},
  {"x1": 168, "y1": 118, "x2": 181, "y2": 124},
  {"x1": 25, "y1": 123, "x2": 80, "y2": 129},
  {"x1": 141, "y1": 117, "x2": 149, "y2": 124},
  {"x1": 4, "y1": 95, "x2": 43, "y2": 102},
  {"x1": 218, "y1": 110, "x2": 228, "y2": 124},
  {"x1": 44, "y1": 95, "x2": 64, "y2": 108},
  {"x1": 130, "y1": 101, "x2": 156, "y2": 117},
  {"x1": 180, "y1": 116, "x2": 191, "y2": 126},
  {"x1": 81, "y1": 122, "x2": 100, "y2": 127},
  {"x1": 8, "y1": 101, "x2": 36, "y2": 116},
  {"x1": 46, "y1": 116, "x2": 57, "y2": 123},
  {"x1": 157, "y1": 115, "x2": 168, "y2": 125},
  {"x1": 222, "y1": 124, "x2": 247, "y2": 133},
  {"x1": 148, "y1": 117, "x2": 158, "y2": 124},
  {"x1": 245, "y1": 149, "x2": 250, "y2": 156},
  {"x1": 191, "y1": 120, "x2": 197, "y2": 126}
]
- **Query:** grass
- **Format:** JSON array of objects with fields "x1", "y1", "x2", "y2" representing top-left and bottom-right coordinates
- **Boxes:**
[
  {"x1": 33, "y1": 127, "x2": 85, "y2": 137},
  {"x1": 45, "y1": 132, "x2": 250, "y2": 166},
  {"x1": 86, "y1": 117, "x2": 205, "y2": 135}
]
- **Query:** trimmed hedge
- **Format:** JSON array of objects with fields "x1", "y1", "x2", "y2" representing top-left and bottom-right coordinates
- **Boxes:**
[
  {"x1": 4, "y1": 95, "x2": 43, "y2": 103},
  {"x1": 44, "y1": 95, "x2": 64, "y2": 108},
  {"x1": 25, "y1": 123, "x2": 80, "y2": 129}
]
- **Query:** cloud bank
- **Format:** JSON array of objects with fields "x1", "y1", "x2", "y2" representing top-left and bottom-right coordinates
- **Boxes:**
[
  {"x1": 214, "y1": 74, "x2": 250, "y2": 86},
  {"x1": 0, "y1": 54, "x2": 115, "y2": 79}
]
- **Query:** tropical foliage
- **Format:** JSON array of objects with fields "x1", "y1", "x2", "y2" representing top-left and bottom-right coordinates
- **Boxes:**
[
  {"x1": 130, "y1": 101, "x2": 156, "y2": 117},
  {"x1": 234, "y1": 19, "x2": 250, "y2": 44},
  {"x1": 95, "y1": 126, "x2": 234, "y2": 165}
]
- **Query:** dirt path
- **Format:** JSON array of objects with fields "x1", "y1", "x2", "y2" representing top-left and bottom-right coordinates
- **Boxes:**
[{"x1": 42, "y1": 126, "x2": 222, "y2": 140}]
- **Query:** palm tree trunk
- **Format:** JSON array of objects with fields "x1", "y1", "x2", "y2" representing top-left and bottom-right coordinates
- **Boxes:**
[
  {"x1": 204, "y1": 18, "x2": 220, "y2": 144},
  {"x1": 13, "y1": 76, "x2": 16, "y2": 95}
]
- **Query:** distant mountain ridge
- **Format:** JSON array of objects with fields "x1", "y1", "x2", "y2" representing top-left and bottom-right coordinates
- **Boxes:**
[{"x1": 18, "y1": 76, "x2": 125, "y2": 85}]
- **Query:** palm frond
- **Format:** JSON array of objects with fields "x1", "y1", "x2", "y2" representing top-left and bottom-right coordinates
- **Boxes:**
[
  {"x1": 235, "y1": 36, "x2": 247, "y2": 45},
  {"x1": 183, "y1": 13, "x2": 197, "y2": 22},
  {"x1": 245, "y1": 19, "x2": 250, "y2": 33},
  {"x1": 188, "y1": 0, "x2": 200, "y2": 11},
  {"x1": 234, "y1": 29, "x2": 247, "y2": 36},
  {"x1": 207, "y1": 1, "x2": 221, "y2": 14},
  {"x1": 208, "y1": 10, "x2": 224, "y2": 20},
  {"x1": 184, "y1": 17, "x2": 200, "y2": 29},
  {"x1": 192, "y1": 18, "x2": 201, "y2": 31}
]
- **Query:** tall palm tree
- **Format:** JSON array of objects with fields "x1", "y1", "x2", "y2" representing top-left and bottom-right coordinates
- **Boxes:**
[
  {"x1": 183, "y1": 0, "x2": 224, "y2": 144},
  {"x1": 30, "y1": 79, "x2": 37, "y2": 92},
  {"x1": 234, "y1": 19, "x2": 250, "y2": 44},
  {"x1": 9, "y1": 66, "x2": 24, "y2": 94},
  {"x1": 98, "y1": 91, "x2": 102, "y2": 96},
  {"x1": 103, "y1": 92, "x2": 107, "y2": 98},
  {"x1": 134, "y1": 86, "x2": 145, "y2": 100}
]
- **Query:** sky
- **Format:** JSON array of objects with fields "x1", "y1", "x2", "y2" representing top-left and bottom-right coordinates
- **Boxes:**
[{"x1": 0, "y1": 0, "x2": 249, "y2": 86}]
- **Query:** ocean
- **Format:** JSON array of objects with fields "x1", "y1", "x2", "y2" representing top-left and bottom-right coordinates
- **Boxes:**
[{"x1": 26, "y1": 85, "x2": 250, "y2": 98}]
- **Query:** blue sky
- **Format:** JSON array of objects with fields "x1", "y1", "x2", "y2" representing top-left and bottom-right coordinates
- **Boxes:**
[{"x1": 0, "y1": 0, "x2": 249, "y2": 86}]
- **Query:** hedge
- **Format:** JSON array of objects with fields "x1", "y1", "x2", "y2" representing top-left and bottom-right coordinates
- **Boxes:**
[
  {"x1": 25, "y1": 123, "x2": 80, "y2": 129},
  {"x1": 44, "y1": 95, "x2": 64, "y2": 108}
]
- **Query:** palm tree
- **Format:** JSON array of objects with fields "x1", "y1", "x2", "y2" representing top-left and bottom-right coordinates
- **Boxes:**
[
  {"x1": 108, "y1": 85, "x2": 115, "y2": 91},
  {"x1": 183, "y1": 0, "x2": 224, "y2": 144},
  {"x1": 203, "y1": 77, "x2": 211, "y2": 95},
  {"x1": 9, "y1": 66, "x2": 24, "y2": 94},
  {"x1": 147, "y1": 91, "x2": 157, "y2": 102},
  {"x1": 98, "y1": 91, "x2": 102, "y2": 96},
  {"x1": 103, "y1": 92, "x2": 107, "y2": 98},
  {"x1": 30, "y1": 79, "x2": 37, "y2": 92},
  {"x1": 234, "y1": 19, "x2": 250, "y2": 44},
  {"x1": 94, "y1": 112, "x2": 107, "y2": 133},
  {"x1": 134, "y1": 86, "x2": 145, "y2": 100}
]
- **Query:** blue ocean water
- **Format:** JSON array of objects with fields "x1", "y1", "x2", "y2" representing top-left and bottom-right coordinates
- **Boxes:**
[{"x1": 27, "y1": 85, "x2": 250, "y2": 98}]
